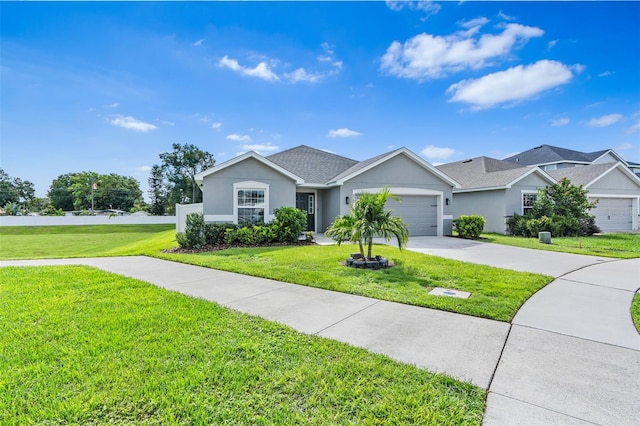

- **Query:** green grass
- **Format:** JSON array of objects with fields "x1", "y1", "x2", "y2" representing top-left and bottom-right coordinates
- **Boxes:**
[
  {"x1": 0, "y1": 224, "x2": 177, "y2": 259},
  {"x1": 481, "y1": 233, "x2": 640, "y2": 259},
  {"x1": 632, "y1": 293, "x2": 640, "y2": 334},
  {"x1": 0, "y1": 266, "x2": 485, "y2": 425},
  {"x1": 157, "y1": 244, "x2": 551, "y2": 322}
]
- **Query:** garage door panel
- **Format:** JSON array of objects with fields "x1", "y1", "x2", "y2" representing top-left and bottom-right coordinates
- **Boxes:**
[
  {"x1": 590, "y1": 198, "x2": 633, "y2": 231},
  {"x1": 386, "y1": 195, "x2": 438, "y2": 236}
]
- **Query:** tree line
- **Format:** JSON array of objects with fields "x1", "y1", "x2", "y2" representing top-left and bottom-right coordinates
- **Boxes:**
[{"x1": 1, "y1": 143, "x2": 215, "y2": 216}]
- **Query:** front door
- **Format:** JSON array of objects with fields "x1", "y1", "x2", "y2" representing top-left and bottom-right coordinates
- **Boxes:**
[{"x1": 295, "y1": 193, "x2": 315, "y2": 231}]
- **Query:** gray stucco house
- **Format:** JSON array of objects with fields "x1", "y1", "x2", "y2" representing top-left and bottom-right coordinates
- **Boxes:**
[
  {"x1": 436, "y1": 157, "x2": 556, "y2": 234},
  {"x1": 193, "y1": 145, "x2": 460, "y2": 236},
  {"x1": 548, "y1": 162, "x2": 640, "y2": 232}
]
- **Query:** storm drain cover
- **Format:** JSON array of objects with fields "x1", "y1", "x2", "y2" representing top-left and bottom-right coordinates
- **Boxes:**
[{"x1": 428, "y1": 287, "x2": 471, "y2": 299}]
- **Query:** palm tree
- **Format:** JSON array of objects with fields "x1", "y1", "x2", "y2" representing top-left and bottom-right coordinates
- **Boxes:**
[{"x1": 325, "y1": 186, "x2": 409, "y2": 259}]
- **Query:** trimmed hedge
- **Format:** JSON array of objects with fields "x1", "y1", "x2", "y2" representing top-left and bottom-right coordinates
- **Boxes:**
[{"x1": 453, "y1": 215, "x2": 485, "y2": 239}]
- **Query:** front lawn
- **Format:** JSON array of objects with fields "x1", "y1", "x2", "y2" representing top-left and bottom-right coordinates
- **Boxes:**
[
  {"x1": 157, "y1": 244, "x2": 552, "y2": 322},
  {"x1": 481, "y1": 233, "x2": 640, "y2": 259},
  {"x1": 0, "y1": 224, "x2": 177, "y2": 259},
  {"x1": 0, "y1": 266, "x2": 485, "y2": 425},
  {"x1": 632, "y1": 293, "x2": 640, "y2": 334}
]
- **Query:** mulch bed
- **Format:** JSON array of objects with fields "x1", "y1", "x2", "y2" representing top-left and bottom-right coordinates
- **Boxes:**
[{"x1": 164, "y1": 240, "x2": 317, "y2": 254}]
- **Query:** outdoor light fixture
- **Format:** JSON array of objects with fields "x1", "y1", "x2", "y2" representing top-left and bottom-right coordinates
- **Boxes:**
[
  {"x1": 345, "y1": 196, "x2": 350, "y2": 204},
  {"x1": 446, "y1": 198, "x2": 450, "y2": 205}
]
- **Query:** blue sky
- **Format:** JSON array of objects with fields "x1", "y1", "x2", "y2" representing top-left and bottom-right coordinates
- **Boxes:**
[{"x1": 2, "y1": 1, "x2": 639, "y2": 199}]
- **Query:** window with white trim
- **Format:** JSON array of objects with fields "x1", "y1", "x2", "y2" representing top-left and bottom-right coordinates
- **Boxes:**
[
  {"x1": 522, "y1": 193, "x2": 537, "y2": 215},
  {"x1": 237, "y1": 189, "x2": 265, "y2": 225}
]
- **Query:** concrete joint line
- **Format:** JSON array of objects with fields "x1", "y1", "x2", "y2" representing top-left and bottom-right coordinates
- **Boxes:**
[
  {"x1": 313, "y1": 300, "x2": 382, "y2": 336},
  {"x1": 558, "y1": 277, "x2": 639, "y2": 293},
  {"x1": 486, "y1": 391, "x2": 601, "y2": 425},
  {"x1": 511, "y1": 323, "x2": 640, "y2": 352},
  {"x1": 485, "y1": 324, "x2": 513, "y2": 395},
  {"x1": 553, "y1": 258, "x2": 621, "y2": 280},
  {"x1": 223, "y1": 284, "x2": 293, "y2": 306}
]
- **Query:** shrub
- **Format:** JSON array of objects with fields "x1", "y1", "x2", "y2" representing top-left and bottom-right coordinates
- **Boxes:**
[
  {"x1": 205, "y1": 223, "x2": 237, "y2": 245},
  {"x1": 175, "y1": 232, "x2": 189, "y2": 248},
  {"x1": 254, "y1": 224, "x2": 278, "y2": 244},
  {"x1": 525, "y1": 216, "x2": 554, "y2": 236},
  {"x1": 453, "y1": 215, "x2": 485, "y2": 239},
  {"x1": 507, "y1": 213, "x2": 528, "y2": 236},
  {"x1": 273, "y1": 207, "x2": 307, "y2": 243},
  {"x1": 182, "y1": 212, "x2": 206, "y2": 248},
  {"x1": 579, "y1": 216, "x2": 601, "y2": 236}
]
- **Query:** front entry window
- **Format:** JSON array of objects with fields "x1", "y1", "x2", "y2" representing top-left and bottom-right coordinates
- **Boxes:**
[
  {"x1": 237, "y1": 189, "x2": 265, "y2": 224},
  {"x1": 522, "y1": 193, "x2": 537, "y2": 215}
]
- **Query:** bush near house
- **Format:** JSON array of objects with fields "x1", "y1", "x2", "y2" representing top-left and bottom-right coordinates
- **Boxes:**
[
  {"x1": 453, "y1": 215, "x2": 485, "y2": 239},
  {"x1": 176, "y1": 207, "x2": 308, "y2": 249},
  {"x1": 507, "y1": 177, "x2": 600, "y2": 237}
]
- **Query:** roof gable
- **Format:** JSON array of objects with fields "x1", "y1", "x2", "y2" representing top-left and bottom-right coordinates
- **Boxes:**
[
  {"x1": 330, "y1": 147, "x2": 461, "y2": 188},
  {"x1": 504, "y1": 144, "x2": 628, "y2": 167},
  {"x1": 194, "y1": 151, "x2": 304, "y2": 184},
  {"x1": 548, "y1": 162, "x2": 640, "y2": 189},
  {"x1": 437, "y1": 156, "x2": 555, "y2": 191}
]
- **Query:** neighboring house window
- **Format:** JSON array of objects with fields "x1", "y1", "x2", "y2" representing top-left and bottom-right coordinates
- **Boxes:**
[
  {"x1": 237, "y1": 189, "x2": 265, "y2": 224},
  {"x1": 522, "y1": 193, "x2": 537, "y2": 215},
  {"x1": 542, "y1": 164, "x2": 557, "y2": 171}
]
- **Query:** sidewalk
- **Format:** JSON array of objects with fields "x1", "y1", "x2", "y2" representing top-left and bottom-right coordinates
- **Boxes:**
[{"x1": 2, "y1": 237, "x2": 639, "y2": 425}]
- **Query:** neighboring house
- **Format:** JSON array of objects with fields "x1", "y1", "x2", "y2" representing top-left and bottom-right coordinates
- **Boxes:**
[
  {"x1": 504, "y1": 144, "x2": 640, "y2": 177},
  {"x1": 547, "y1": 162, "x2": 640, "y2": 232},
  {"x1": 436, "y1": 157, "x2": 556, "y2": 234},
  {"x1": 193, "y1": 145, "x2": 460, "y2": 236}
]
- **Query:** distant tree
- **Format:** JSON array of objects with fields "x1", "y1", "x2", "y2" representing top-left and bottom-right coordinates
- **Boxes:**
[
  {"x1": 0, "y1": 169, "x2": 35, "y2": 206},
  {"x1": 148, "y1": 164, "x2": 168, "y2": 215},
  {"x1": 159, "y1": 143, "x2": 215, "y2": 204},
  {"x1": 28, "y1": 197, "x2": 50, "y2": 213},
  {"x1": 48, "y1": 172, "x2": 143, "y2": 212}
]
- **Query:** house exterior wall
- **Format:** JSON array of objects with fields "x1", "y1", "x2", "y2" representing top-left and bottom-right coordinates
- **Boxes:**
[
  {"x1": 201, "y1": 157, "x2": 296, "y2": 222},
  {"x1": 504, "y1": 173, "x2": 551, "y2": 215},
  {"x1": 321, "y1": 186, "x2": 341, "y2": 233},
  {"x1": 586, "y1": 168, "x2": 640, "y2": 195},
  {"x1": 593, "y1": 153, "x2": 619, "y2": 164},
  {"x1": 451, "y1": 190, "x2": 507, "y2": 234},
  {"x1": 339, "y1": 154, "x2": 455, "y2": 235}
]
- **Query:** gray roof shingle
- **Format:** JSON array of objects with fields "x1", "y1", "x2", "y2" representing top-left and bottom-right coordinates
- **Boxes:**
[
  {"x1": 437, "y1": 156, "x2": 538, "y2": 190},
  {"x1": 266, "y1": 145, "x2": 358, "y2": 184},
  {"x1": 503, "y1": 144, "x2": 610, "y2": 166},
  {"x1": 546, "y1": 162, "x2": 617, "y2": 186}
]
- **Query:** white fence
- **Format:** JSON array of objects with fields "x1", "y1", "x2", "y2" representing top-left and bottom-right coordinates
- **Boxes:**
[
  {"x1": 0, "y1": 215, "x2": 176, "y2": 227},
  {"x1": 175, "y1": 203, "x2": 203, "y2": 232}
]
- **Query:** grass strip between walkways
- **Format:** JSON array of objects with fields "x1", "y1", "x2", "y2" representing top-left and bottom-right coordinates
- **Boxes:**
[
  {"x1": 0, "y1": 266, "x2": 485, "y2": 425},
  {"x1": 632, "y1": 293, "x2": 640, "y2": 334},
  {"x1": 481, "y1": 233, "x2": 640, "y2": 259},
  {"x1": 157, "y1": 244, "x2": 551, "y2": 322}
]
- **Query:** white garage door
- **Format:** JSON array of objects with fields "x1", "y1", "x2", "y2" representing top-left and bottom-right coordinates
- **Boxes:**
[
  {"x1": 386, "y1": 195, "x2": 438, "y2": 236},
  {"x1": 591, "y1": 197, "x2": 633, "y2": 232}
]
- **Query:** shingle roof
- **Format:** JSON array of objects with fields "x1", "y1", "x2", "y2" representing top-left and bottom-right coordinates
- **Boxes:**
[
  {"x1": 503, "y1": 144, "x2": 612, "y2": 166},
  {"x1": 437, "y1": 156, "x2": 541, "y2": 190},
  {"x1": 546, "y1": 162, "x2": 617, "y2": 187},
  {"x1": 266, "y1": 145, "x2": 358, "y2": 184},
  {"x1": 328, "y1": 150, "x2": 392, "y2": 183}
]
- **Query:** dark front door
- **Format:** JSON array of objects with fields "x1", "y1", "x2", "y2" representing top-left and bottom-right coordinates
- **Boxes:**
[{"x1": 295, "y1": 193, "x2": 315, "y2": 231}]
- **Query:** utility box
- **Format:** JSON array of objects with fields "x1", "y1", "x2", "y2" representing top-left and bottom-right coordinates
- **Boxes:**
[{"x1": 539, "y1": 231, "x2": 551, "y2": 244}]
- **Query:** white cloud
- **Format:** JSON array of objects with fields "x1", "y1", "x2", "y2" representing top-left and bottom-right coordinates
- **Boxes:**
[
  {"x1": 135, "y1": 166, "x2": 152, "y2": 172},
  {"x1": 193, "y1": 39, "x2": 204, "y2": 47},
  {"x1": 226, "y1": 134, "x2": 252, "y2": 142},
  {"x1": 447, "y1": 60, "x2": 574, "y2": 110},
  {"x1": 547, "y1": 40, "x2": 558, "y2": 50},
  {"x1": 551, "y1": 117, "x2": 570, "y2": 127},
  {"x1": 598, "y1": 71, "x2": 614, "y2": 77},
  {"x1": 615, "y1": 143, "x2": 634, "y2": 150},
  {"x1": 328, "y1": 128, "x2": 363, "y2": 138},
  {"x1": 386, "y1": 1, "x2": 441, "y2": 17},
  {"x1": 219, "y1": 56, "x2": 279, "y2": 81},
  {"x1": 110, "y1": 115, "x2": 158, "y2": 132},
  {"x1": 587, "y1": 113, "x2": 623, "y2": 127},
  {"x1": 242, "y1": 143, "x2": 279, "y2": 154},
  {"x1": 420, "y1": 145, "x2": 456, "y2": 160},
  {"x1": 381, "y1": 22, "x2": 544, "y2": 80},
  {"x1": 157, "y1": 119, "x2": 175, "y2": 126},
  {"x1": 497, "y1": 11, "x2": 515, "y2": 21},
  {"x1": 285, "y1": 68, "x2": 324, "y2": 83},
  {"x1": 210, "y1": 122, "x2": 222, "y2": 129},
  {"x1": 104, "y1": 102, "x2": 120, "y2": 108}
]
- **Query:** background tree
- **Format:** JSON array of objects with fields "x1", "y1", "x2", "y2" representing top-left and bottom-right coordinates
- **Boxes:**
[
  {"x1": 159, "y1": 143, "x2": 215, "y2": 205},
  {"x1": 148, "y1": 164, "x2": 168, "y2": 215},
  {"x1": 0, "y1": 169, "x2": 35, "y2": 206},
  {"x1": 48, "y1": 172, "x2": 143, "y2": 212}
]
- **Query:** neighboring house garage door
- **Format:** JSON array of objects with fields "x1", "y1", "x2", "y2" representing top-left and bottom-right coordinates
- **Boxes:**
[
  {"x1": 590, "y1": 197, "x2": 633, "y2": 231},
  {"x1": 386, "y1": 195, "x2": 438, "y2": 236}
]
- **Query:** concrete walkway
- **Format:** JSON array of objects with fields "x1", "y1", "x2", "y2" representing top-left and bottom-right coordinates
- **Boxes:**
[{"x1": 2, "y1": 236, "x2": 639, "y2": 425}]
